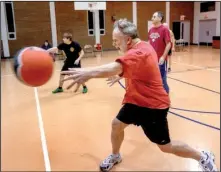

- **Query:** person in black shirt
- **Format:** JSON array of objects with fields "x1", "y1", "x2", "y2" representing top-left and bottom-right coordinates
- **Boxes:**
[{"x1": 47, "y1": 32, "x2": 88, "y2": 94}]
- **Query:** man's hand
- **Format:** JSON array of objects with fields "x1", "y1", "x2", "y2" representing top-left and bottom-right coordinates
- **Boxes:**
[
  {"x1": 106, "y1": 76, "x2": 122, "y2": 87},
  {"x1": 159, "y1": 56, "x2": 165, "y2": 65},
  {"x1": 74, "y1": 59, "x2": 80, "y2": 65},
  {"x1": 60, "y1": 62, "x2": 123, "y2": 91},
  {"x1": 61, "y1": 68, "x2": 91, "y2": 91}
]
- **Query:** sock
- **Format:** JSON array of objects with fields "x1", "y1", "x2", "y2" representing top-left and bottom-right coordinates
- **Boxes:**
[
  {"x1": 83, "y1": 86, "x2": 87, "y2": 89},
  {"x1": 112, "y1": 153, "x2": 120, "y2": 158}
]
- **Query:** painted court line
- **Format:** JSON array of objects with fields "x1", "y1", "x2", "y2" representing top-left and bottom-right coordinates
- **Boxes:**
[
  {"x1": 168, "y1": 77, "x2": 220, "y2": 94},
  {"x1": 34, "y1": 87, "x2": 51, "y2": 171},
  {"x1": 172, "y1": 61, "x2": 220, "y2": 72},
  {"x1": 169, "y1": 111, "x2": 220, "y2": 131},
  {"x1": 170, "y1": 107, "x2": 220, "y2": 114}
]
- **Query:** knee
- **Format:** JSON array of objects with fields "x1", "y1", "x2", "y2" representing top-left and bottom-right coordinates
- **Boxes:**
[
  {"x1": 111, "y1": 118, "x2": 126, "y2": 134},
  {"x1": 112, "y1": 118, "x2": 121, "y2": 131},
  {"x1": 157, "y1": 143, "x2": 172, "y2": 153}
]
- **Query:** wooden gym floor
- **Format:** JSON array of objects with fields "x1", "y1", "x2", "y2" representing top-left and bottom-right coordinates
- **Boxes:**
[{"x1": 1, "y1": 45, "x2": 220, "y2": 171}]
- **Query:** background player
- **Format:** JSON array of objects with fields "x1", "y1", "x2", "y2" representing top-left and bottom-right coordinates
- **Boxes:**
[
  {"x1": 47, "y1": 32, "x2": 88, "y2": 94},
  {"x1": 148, "y1": 11, "x2": 171, "y2": 94}
]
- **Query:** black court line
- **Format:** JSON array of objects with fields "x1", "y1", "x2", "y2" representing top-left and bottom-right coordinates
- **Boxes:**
[
  {"x1": 168, "y1": 77, "x2": 220, "y2": 94},
  {"x1": 170, "y1": 107, "x2": 220, "y2": 114},
  {"x1": 169, "y1": 111, "x2": 220, "y2": 131}
]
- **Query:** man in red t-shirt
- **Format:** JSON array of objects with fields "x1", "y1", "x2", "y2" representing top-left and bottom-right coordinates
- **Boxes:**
[
  {"x1": 61, "y1": 19, "x2": 217, "y2": 172},
  {"x1": 148, "y1": 11, "x2": 171, "y2": 93}
]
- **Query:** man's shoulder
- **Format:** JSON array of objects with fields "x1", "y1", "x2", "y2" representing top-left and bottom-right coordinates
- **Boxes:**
[{"x1": 127, "y1": 41, "x2": 152, "y2": 56}]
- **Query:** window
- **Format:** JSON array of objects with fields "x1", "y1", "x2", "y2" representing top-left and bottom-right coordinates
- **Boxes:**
[
  {"x1": 4, "y1": 2, "x2": 16, "y2": 40},
  {"x1": 87, "y1": 10, "x2": 105, "y2": 36},
  {"x1": 200, "y1": 2, "x2": 216, "y2": 13}
]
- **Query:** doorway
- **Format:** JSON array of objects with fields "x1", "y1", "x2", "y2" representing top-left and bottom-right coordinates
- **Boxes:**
[
  {"x1": 172, "y1": 21, "x2": 190, "y2": 45},
  {"x1": 199, "y1": 19, "x2": 217, "y2": 46}
]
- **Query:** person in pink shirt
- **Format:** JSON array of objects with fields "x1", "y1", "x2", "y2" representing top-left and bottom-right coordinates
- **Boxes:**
[{"x1": 148, "y1": 11, "x2": 171, "y2": 93}]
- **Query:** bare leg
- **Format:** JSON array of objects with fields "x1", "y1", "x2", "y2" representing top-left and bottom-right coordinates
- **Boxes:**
[
  {"x1": 157, "y1": 141, "x2": 218, "y2": 171},
  {"x1": 59, "y1": 74, "x2": 65, "y2": 87},
  {"x1": 111, "y1": 118, "x2": 128, "y2": 154},
  {"x1": 99, "y1": 118, "x2": 128, "y2": 171},
  {"x1": 52, "y1": 74, "x2": 66, "y2": 93},
  {"x1": 158, "y1": 141, "x2": 202, "y2": 161}
]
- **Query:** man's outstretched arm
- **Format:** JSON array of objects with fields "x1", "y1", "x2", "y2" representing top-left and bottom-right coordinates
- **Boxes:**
[
  {"x1": 62, "y1": 62, "x2": 123, "y2": 79},
  {"x1": 60, "y1": 62, "x2": 123, "y2": 90},
  {"x1": 90, "y1": 62, "x2": 123, "y2": 78}
]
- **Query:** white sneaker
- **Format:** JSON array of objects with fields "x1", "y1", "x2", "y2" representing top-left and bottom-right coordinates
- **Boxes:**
[
  {"x1": 99, "y1": 154, "x2": 122, "y2": 171},
  {"x1": 199, "y1": 150, "x2": 218, "y2": 171}
]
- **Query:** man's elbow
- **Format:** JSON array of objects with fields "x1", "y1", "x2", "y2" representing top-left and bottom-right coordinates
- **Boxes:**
[
  {"x1": 167, "y1": 42, "x2": 172, "y2": 49},
  {"x1": 113, "y1": 62, "x2": 123, "y2": 76}
]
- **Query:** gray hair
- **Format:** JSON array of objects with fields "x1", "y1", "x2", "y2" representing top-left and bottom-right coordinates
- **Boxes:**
[
  {"x1": 156, "y1": 11, "x2": 164, "y2": 22},
  {"x1": 113, "y1": 18, "x2": 139, "y2": 39}
]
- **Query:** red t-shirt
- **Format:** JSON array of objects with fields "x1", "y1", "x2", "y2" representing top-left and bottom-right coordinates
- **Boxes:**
[
  {"x1": 115, "y1": 41, "x2": 170, "y2": 109},
  {"x1": 148, "y1": 25, "x2": 171, "y2": 60}
]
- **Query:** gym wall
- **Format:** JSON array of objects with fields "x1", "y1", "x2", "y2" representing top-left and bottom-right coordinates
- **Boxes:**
[{"x1": 6, "y1": 1, "x2": 194, "y2": 56}]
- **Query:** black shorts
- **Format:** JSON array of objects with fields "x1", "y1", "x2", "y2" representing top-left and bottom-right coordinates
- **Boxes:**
[
  {"x1": 168, "y1": 49, "x2": 172, "y2": 56},
  {"x1": 61, "y1": 62, "x2": 81, "y2": 71},
  {"x1": 116, "y1": 103, "x2": 170, "y2": 145}
]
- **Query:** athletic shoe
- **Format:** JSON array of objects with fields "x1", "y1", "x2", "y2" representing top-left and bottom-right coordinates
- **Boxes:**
[
  {"x1": 82, "y1": 87, "x2": 88, "y2": 94},
  {"x1": 52, "y1": 87, "x2": 63, "y2": 94},
  {"x1": 99, "y1": 154, "x2": 122, "y2": 171},
  {"x1": 199, "y1": 150, "x2": 218, "y2": 171}
]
